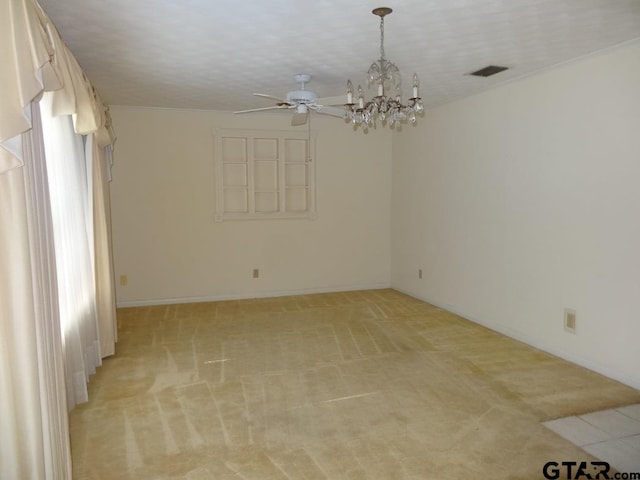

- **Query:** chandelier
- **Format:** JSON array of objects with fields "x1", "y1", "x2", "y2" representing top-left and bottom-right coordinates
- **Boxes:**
[{"x1": 345, "y1": 7, "x2": 424, "y2": 130}]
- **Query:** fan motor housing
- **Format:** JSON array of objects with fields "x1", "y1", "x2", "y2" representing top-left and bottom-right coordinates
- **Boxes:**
[{"x1": 287, "y1": 90, "x2": 317, "y2": 104}]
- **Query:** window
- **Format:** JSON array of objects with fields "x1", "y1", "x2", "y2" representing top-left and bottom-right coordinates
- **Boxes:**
[{"x1": 214, "y1": 129, "x2": 317, "y2": 221}]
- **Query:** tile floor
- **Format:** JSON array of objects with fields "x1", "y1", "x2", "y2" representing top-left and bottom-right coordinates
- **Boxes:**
[
  {"x1": 543, "y1": 404, "x2": 640, "y2": 473},
  {"x1": 69, "y1": 289, "x2": 640, "y2": 479}
]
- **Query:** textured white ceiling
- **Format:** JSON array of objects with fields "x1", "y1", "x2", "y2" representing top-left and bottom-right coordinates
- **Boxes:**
[{"x1": 37, "y1": 0, "x2": 640, "y2": 112}]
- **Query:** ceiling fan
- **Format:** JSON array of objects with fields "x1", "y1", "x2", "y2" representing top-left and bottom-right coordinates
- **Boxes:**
[{"x1": 234, "y1": 74, "x2": 346, "y2": 126}]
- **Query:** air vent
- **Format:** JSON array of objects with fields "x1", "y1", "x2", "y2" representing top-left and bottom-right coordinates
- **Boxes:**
[{"x1": 469, "y1": 65, "x2": 509, "y2": 77}]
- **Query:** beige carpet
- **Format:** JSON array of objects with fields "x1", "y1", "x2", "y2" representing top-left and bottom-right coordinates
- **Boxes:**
[{"x1": 70, "y1": 289, "x2": 640, "y2": 479}]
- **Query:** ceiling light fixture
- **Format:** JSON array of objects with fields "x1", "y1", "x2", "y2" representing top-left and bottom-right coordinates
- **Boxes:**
[{"x1": 345, "y1": 7, "x2": 424, "y2": 130}]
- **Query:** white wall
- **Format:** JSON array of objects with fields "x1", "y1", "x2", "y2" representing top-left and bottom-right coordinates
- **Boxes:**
[
  {"x1": 109, "y1": 42, "x2": 640, "y2": 388},
  {"x1": 109, "y1": 108, "x2": 392, "y2": 305},
  {"x1": 391, "y1": 41, "x2": 640, "y2": 389}
]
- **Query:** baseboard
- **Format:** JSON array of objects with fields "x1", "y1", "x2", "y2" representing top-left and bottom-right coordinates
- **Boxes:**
[
  {"x1": 393, "y1": 286, "x2": 640, "y2": 392},
  {"x1": 116, "y1": 282, "x2": 391, "y2": 308}
]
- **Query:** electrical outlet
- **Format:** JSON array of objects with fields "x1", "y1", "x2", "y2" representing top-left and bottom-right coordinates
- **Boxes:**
[
  {"x1": 119, "y1": 275, "x2": 128, "y2": 286},
  {"x1": 564, "y1": 308, "x2": 576, "y2": 333},
  {"x1": 418, "y1": 269, "x2": 423, "y2": 279},
  {"x1": 252, "y1": 268, "x2": 259, "y2": 279}
]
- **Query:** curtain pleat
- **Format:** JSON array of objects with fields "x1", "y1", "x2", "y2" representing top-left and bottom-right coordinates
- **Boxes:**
[
  {"x1": 90, "y1": 137, "x2": 118, "y2": 356},
  {"x1": 25, "y1": 102, "x2": 72, "y2": 478},
  {"x1": 0, "y1": 145, "x2": 46, "y2": 480}
]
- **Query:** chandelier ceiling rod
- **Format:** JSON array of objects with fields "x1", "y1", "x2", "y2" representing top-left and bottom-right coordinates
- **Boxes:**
[{"x1": 374, "y1": 7, "x2": 391, "y2": 66}]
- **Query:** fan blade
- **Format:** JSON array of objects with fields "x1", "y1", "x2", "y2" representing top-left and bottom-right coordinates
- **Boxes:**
[
  {"x1": 291, "y1": 111, "x2": 308, "y2": 126},
  {"x1": 316, "y1": 95, "x2": 347, "y2": 106},
  {"x1": 313, "y1": 105, "x2": 347, "y2": 119},
  {"x1": 254, "y1": 93, "x2": 290, "y2": 104},
  {"x1": 234, "y1": 105, "x2": 289, "y2": 114}
]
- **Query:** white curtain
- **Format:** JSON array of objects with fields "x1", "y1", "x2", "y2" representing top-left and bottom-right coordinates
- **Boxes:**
[
  {"x1": 0, "y1": 101, "x2": 72, "y2": 480},
  {"x1": 89, "y1": 136, "x2": 118, "y2": 357},
  {"x1": 40, "y1": 91, "x2": 102, "y2": 409},
  {"x1": 1, "y1": 0, "x2": 117, "y2": 477}
]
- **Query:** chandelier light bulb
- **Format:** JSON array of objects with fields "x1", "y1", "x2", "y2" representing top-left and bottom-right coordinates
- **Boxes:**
[
  {"x1": 357, "y1": 85, "x2": 365, "y2": 109},
  {"x1": 346, "y1": 79, "x2": 354, "y2": 104}
]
